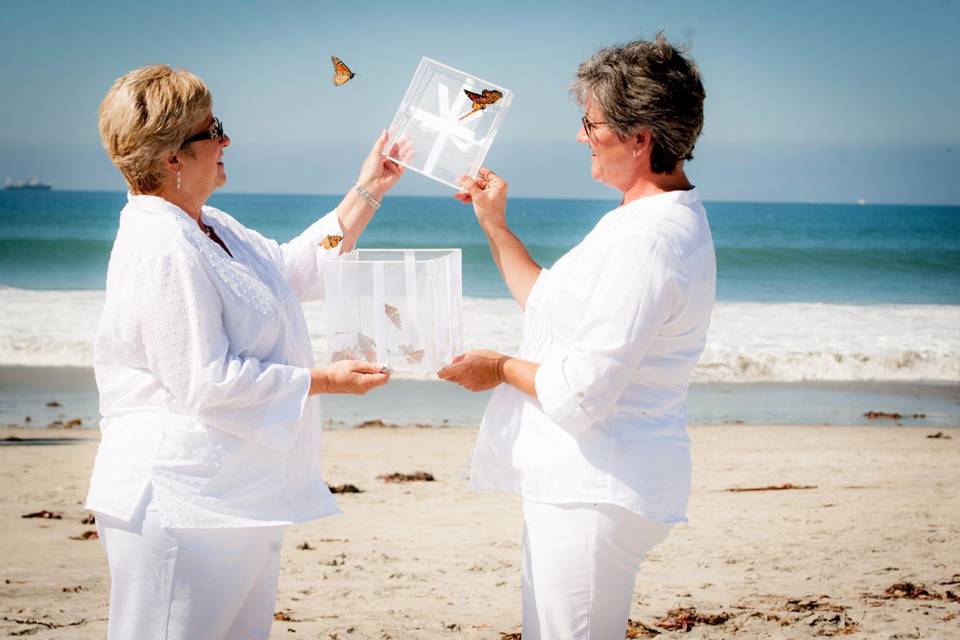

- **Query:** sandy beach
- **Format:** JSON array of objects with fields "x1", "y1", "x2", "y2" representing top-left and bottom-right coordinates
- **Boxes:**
[{"x1": 1, "y1": 421, "x2": 958, "y2": 639}]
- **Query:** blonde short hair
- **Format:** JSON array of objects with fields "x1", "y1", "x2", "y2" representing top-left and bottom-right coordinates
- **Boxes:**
[{"x1": 98, "y1": 65, "x2": 211, "y2": 193}]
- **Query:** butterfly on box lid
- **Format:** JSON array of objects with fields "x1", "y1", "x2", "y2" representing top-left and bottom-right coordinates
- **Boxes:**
[{"x1": 459, "y1": 89, "x2": 503, "y2": 121}]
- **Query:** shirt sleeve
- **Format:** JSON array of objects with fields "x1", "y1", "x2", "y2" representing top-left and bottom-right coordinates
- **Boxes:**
[
  {"x1": 135, "y1": 249, "x2": 312, "y2": 451},
  {"x1": 533, "y1": 232, "x2": 685, "y2": 438},
  {"x1": 243, "y1": 209, "x2": 346, "y2": 302}
]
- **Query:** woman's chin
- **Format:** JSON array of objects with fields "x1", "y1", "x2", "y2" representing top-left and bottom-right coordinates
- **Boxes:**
[{"x1": 589, "y1": 156, "x2": 604, "y2": 181}]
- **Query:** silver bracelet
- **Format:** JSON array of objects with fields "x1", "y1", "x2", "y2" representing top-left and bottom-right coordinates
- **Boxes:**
[{"x1": 354, "y1": 182, "x2": 381, "y2": 210}]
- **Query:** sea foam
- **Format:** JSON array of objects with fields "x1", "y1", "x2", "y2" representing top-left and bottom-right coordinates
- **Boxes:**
[{"x1": 1, "y1": 287, "x2": 957, "y2": 383}]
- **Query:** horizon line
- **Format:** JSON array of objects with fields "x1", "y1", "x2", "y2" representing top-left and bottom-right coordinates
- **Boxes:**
[{"x1": 5, "y1": 188, "x2": 959, "y2": 209}]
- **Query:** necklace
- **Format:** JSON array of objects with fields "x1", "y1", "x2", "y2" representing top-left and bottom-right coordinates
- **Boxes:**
[{"x1": 199, "y1": 220, "x2": 233, "y2": 258}]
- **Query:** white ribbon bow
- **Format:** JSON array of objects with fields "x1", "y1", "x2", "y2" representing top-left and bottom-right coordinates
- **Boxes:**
[{"x1": 409, "y1": 83, "x2": 478, "y2": 153}]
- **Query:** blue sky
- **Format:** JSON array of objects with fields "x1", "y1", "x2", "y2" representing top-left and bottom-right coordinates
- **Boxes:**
[{"x1": 1, "y1": 0, "x2": 958, "y2": 204}]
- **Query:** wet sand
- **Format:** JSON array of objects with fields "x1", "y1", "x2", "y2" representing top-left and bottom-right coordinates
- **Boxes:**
[
  {"x1": 1, "y1": 423, "x2": 958, "y2": 638},
  {"x1": 3, "y1": 365, "x2": 959, "y2": 428}
]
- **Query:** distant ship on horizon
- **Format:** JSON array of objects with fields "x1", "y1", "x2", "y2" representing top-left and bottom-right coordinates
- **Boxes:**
[{"x1": 4, "y1": 177, "x2": 52, "y2": 191}]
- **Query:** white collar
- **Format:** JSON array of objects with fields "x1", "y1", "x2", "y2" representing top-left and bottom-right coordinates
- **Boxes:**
[
  {"x1": 621, "y1": 186, "x2": 699, "y2": 210},
  {"x1": 126, "y1": 192, "x2": 221, "y2": 227}
]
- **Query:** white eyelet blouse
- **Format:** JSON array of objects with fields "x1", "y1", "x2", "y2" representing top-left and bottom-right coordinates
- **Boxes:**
[
  {"x1": 469, "y1": 189, "x2": 716, "y2": 523},
  {"x1": 86, "y1": 193, "x2": 345, "y2": 528}
]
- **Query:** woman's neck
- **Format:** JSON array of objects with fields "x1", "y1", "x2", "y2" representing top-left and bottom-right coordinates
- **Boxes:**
[
  {"x1": 153, "y1": 188, "x2": 204, "y2": 223},
  {"x1": 620, "y1": 169, "x2": 693, "y2": 206}
]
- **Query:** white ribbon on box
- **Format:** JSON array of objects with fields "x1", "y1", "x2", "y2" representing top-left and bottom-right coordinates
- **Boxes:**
[{"x1": 409, "y1": 83, "x2": 478, "y2": 175}]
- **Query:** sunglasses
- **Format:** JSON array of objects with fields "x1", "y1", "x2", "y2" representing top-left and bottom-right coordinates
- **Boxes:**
[{"x1": 181, "y1": 117, "x2": 225, "y2": 148}]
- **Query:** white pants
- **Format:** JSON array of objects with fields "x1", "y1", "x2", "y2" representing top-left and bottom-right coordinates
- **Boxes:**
[
  {"x1": 95, "y1": 494, "x2": 285, "y2": 640},
  {"x1": 521, "y1": 500, "x2": 673, "y2": 640}
]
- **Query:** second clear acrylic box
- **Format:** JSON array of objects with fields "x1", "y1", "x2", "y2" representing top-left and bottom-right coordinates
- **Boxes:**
[
  {"x1": 324, "y1": 249, "x2": 463, "y2": 374},
  {"x1": 386, "y1": 57, "x2": 513, "y2": 189}
]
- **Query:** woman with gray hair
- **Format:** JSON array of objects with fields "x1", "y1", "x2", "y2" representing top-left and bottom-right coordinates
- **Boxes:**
[
  {"x1": 439, "y1": 34, "x2": 715, "y2": 638},
  {"x1": 87, "y1": 64, "x2": 409, "y2": 639}
]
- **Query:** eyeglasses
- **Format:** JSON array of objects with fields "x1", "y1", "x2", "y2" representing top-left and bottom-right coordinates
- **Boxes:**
[
  {"x1": 181, "y1": 117, "x2": 225, "y2": 148},
  {"x1": 581, "y1": 114, "x2": 609, "y2": 141}
]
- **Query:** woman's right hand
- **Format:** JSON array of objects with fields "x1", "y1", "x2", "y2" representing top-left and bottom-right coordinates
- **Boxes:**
[
  {"x1": 455, "y1": 167, "x2": 508, "y2": 231},
  {"x1": 356, "y1": 131, "x2": 412, "y2": 201},
  {"x1": 310, "y1": 360, "x2": 390, "y2": 396}
]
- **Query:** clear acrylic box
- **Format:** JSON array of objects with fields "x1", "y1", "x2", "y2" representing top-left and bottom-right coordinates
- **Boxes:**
[
  {"x1": 324, "y1": 249, "x2": 463, "y2": 374},
  {"x1": 385, "y1": 57, "x2": 513, "y2": 190}
]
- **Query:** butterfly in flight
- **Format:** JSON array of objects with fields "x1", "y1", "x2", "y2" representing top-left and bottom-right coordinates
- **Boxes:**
[
  {"x1": 459, "y1": 89, "x2": 503, "y2": 121},
  {"x1": 331, "y1": 56, "x2": 355, "y2": 87}
]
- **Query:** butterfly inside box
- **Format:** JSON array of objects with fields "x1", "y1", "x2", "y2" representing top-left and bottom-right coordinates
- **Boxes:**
[{"x1": 330, "y1": 303, "x2": 425, "y2": 366}]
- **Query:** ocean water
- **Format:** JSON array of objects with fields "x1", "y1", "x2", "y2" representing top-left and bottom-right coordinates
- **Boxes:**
[
  {"x1": 1, "y1": 190, "x2": 959, "y2": 385},
  {"x1": 2, "y1": 190, "x2": 960, "y2": 303}
]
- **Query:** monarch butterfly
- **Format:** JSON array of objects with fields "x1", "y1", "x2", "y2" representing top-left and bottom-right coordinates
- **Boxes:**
[
  {"x1": 331, "y1": 55, "x2": 355, "y2": 87},
  {"x1": 332, "y1": 332, "x2": 378, "y2": 363},
  {"x1": 356, "y1": 332, "x2": 377, "y2": 361},
  {"x1": 321, "y1": 234, "x2": 343, "y2": 250},
  {"x1": 384, "y1": 303, "x2": 402, "y2": 330},
  {"x1": 399, "y1": 344, "x2": 425, "y2": 364},
  {"x1": 459, "y1": 89, "x2": 503, "y2": 121}
]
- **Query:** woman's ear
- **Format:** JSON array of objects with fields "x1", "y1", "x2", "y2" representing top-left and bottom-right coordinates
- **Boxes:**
[
  {"x1": 634, "y1": 129, "x2": 653, "y2": 158},
  {"x1": 633, "y1": 131, "x2": 645, "y2": 159},
  {"x1": 164, "y1": 151, "x2": 180, "y2": 175}
]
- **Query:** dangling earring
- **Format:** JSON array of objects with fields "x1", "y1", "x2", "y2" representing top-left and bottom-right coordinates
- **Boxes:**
[
  {"x1": 633, "y1": 149, "x2": 639, "y2": 159},
  {"x1": 176, "y1": 170, "x2": 181, "y2": 190}
]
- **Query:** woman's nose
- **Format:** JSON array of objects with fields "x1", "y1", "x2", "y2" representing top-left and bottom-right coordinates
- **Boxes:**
[{"x1": 221, "y1": 134, "x2": 231, "y2": 148}]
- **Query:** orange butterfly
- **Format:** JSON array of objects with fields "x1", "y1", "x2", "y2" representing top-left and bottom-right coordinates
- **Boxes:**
[
  {"x1": 331, "y1": 56, "x2": 355, "y2": 87},
  {"x1": 321, "y1": 234, "x2": 343, "y2": 250},
  {"x1": 332, "y1": 332, "x2": 378, "y2": 363},
  {"x1": 356, "y1": 332, "x2": 378, "y2": 362},
  {"x1": 459, "y1": 89, "x2": 503, "y2": 121},
  {"x1": 384, "y1": 303, "x2": 402, "y2": 330},
  {"x1": 399, "y1": 344, "x2": 425, "y2": 364}
]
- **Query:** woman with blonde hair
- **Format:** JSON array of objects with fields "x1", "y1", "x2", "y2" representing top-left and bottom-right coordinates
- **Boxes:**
[
  {"x1": 440, "y1": 34, "x2": 714, "y2": 639},
  {"x1": 87, "y1": 64, "x2": 409, "y2": 639}
]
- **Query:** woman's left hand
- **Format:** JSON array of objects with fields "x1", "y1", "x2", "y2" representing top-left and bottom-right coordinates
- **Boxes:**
[
  {"x1": 356, "y1": 130, "x2": 412, "y2": 199},
  {"x1": 437, "y1": 349, "x2": 508, "y2": 392}
]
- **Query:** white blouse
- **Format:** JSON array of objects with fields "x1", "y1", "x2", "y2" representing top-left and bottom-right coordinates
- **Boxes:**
[
  {"x1": 86, "y1": 193, "x2": 344, "y2": 528},
  {"x1": 470, "y1": 189, "x2": 716, "y2": 523}
]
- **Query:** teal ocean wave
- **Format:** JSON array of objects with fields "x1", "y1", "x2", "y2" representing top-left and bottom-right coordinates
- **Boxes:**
[{"x1": 2, "y1": 190, "x2": 958, "y2": 303}]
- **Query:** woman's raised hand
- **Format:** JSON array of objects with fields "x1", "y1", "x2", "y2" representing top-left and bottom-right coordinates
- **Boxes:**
[
  {"x1": 357, "y1": 131, "x2": 413, "y2": 199},
  {"x1": 311, "y1": 360, "x2": 391, "y2": 396},
  {"x1": 455, "y1": 168, "x2": 509, "y2": 231}
]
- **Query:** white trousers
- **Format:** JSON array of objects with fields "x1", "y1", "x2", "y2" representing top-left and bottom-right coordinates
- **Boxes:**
[
  {"x1": 95, "y1": 494, "x2": 285, "y2": 640},
  {"x1": 521, "y1": 499, "x2": 673, "y2": 640}
]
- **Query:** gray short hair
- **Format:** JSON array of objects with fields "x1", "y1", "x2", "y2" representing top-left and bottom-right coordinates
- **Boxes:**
[
  {"x1": 572, "y1": 33, "x2": 705, "y2": 174},
  {"x1": 98, "y1": 65, "x2": 211, "y2": 193}
]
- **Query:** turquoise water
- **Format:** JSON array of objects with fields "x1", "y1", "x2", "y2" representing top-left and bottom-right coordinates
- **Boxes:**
[{"x1": 1, "y1": 190, "x2": 959, "y2": 303}]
